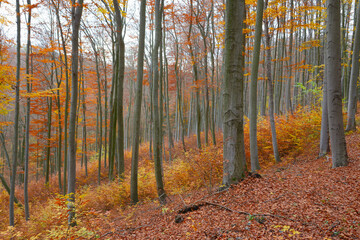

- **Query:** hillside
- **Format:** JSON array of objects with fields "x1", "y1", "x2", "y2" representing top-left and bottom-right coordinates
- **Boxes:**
[
  {"x1": 0, "y1": 108, "x2": 358, "y2": 239},
  {"x1": 96, "y1": 131, "x2": 360, "y2": 239}
]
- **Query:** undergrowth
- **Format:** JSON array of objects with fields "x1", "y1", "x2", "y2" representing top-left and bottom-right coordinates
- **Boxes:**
[{"x1": 0, "y1": 107, "x2": 323, "y2": 239}]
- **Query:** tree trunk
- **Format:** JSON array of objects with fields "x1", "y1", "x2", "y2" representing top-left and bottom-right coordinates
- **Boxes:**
[
  {"x1": 222, "y1": 0, "x2": 247, "y2": 186},
  {"x1": 67, "y1": 0, "x2": 83, "y2": 226},
  {"x1": 319, "y1": 41, "x2": 330, "y2": 157},
  {"x1": 113, "y1": 0, "x2": 125, "y2": 178},
  {"x1": 130, "y1": 0, "x2": 146, "y2": 204},
  {"x1": 264, "y1": 4, "x2": 281, "y2": 163},
  {"x1": 326, "y1": 0, "x2": 348, "y2": 168},
  {"x1": 9, "y1": 0, "x2": 21, "y2": 226},
  {"x1": 152, "y1": 0, "x2": 166, "y2": 204},
  {"x1": 24, "y1": 0, "x2": 32, "y2": 220},
  {"x1": 45, "y1": 97, "x2": 52, "y2": 185},
  {"x1": 346, "y1": 1, "x2": 360, "y2": 131},
  {"x1": 249, "y1": 0, "x2": 264, "y2": 172}
]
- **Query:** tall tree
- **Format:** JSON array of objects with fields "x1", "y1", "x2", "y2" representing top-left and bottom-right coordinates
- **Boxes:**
[
  {"x1": 249, "y1": 0, "x2": 264, "y2": 172},
  {"x1": 9, "y1": 0, "x2": 21, "y2": 226},
  {"x1": 24, "y1": 0, "x2": 32, "y2": 221},
  {"x1": 264, "y1": 0, "x2": 280, "y2": 163},
  {"x1": 67, "y1": 0, "x2": 84, "y2": 226},
  {"x1": 130, "y1": 0, "x2": 147, "y2": 204},
  {"x1": 346, "y1": 1, "x2": 360, "y2": 132},
  {"x1": 319, "y1": 42, "x2": 330, "y2": 157},
  {"x1": 326, "y1": 0, "x2": 348, "y2": 168},
  {"x1": 113, "y1": 0, "x2": 125, "y2": 178},
  {"x1": 152, "y1": 0, "x2": 167, "y2": 204},
  {"x1": 222, "y1": 0, "x2": 247, "y2": 186}
]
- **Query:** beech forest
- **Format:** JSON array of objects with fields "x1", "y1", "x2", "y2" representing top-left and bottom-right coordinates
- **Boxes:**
[{"x1": 0, "y1": 0, "x2": 359, "y2": 238}]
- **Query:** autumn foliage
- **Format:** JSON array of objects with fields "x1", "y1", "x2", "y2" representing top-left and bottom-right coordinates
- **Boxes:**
[{"x1": 0, "y1": 106, "x2": 326, "y2": 238}]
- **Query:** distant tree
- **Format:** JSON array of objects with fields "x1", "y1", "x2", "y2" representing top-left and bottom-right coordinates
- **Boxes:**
[
  {"x1": 264, "y1": 0, "x2": 280, "y2": 163},
  {"x1": 319, "y1": 42, "x2": 330, "y2": 157},
  {"x1": 24, "y1": 0, "x2": 32, "y2": 221},
  {"x1": 346, "y1": 1, "x2": 360, "y2": 132},
  {"x1": 152, "y1": 0, "x2": 167, "y2": 204},
  {"x1": 326, "y1": 0, "x2": 348, "y2": 168},
  {"x1": 9, "y1": 0, "x2": 21, "y2": 227},
  {"x1": 222, "y1": 0, "x2": 247, "y2": 186},
  {"x1": 249, "y1": 0, "x2": 264, "y2": 172},
  {"x1": 130, "y1": 0, "x2": 147, "y2": 204},
  {"x1": 67, "y1": 0, "x2": 84, "y2": 226}
]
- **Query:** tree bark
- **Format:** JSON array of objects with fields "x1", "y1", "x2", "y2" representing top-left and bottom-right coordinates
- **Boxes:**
[
  {"x1": 9, "y1": 0, "x2": 21, "y2": 226},
  {"x1": 130, "y1": 0, "x2": 147, "y2": 204},
  {"x1": 113, "y1": 0, "x2": 125, "y2": 178},
  {"x1": 223, "y1": 0, "x2": 247, "y2": 186},
  {"x1": 319, "y1": 42, "x2": 330, "y2": 157},
  {"x1": 67, "y1": 0, "x2": 83, "y2": 226},
  {"x1": 249, "y1": 0, "x2": 264, "y2": 172},
  {"x1": 326, "y1": 0, "x2": 348, "y2": 168},
  {"x1": 346, "y1": 1, "x2": 360, "y2": 131},
  {"x1": 24, "y1": 0, "x2": 32, "y2": 221},
  {"x1": 264, "y1": 3, "x2": 281, "y2": 163},
  {"x1": 152, "y1": 0, "x2": 166, "y2": 204}
]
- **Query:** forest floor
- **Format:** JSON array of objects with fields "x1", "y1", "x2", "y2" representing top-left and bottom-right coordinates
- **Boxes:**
[
  {"x1": 1, "y1": 108, "x2": 359, "y2": 239},
  {"x1": 97, "y1": 132, "x2": 360, "y2": 239}
]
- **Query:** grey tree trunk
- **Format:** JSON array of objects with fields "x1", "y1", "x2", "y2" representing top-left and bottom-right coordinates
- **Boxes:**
[
  {"x1": 130, "y1": 0, "x2": 146, "y2": 204},
  {"x1": 249, "y1": 0, "x2": 264, "y2": 172},
  {"x1": 67, "y1": 0, "x2": 83, "y2": 226},
  {"x1": 188, "y1": 0, "x2": 201, "y2": 149},
  {"x1": 264, "y1": 4, "x2": 280, "y2": 163},
  {"x1": 346, "y1": 1, "x2": 360, "y2": 131},
  {"x1": 9, "y1": 0, "x2": 21, "y2": 226},
  {"x1": 326, "y1": 0, "x2": 348, "y2": 168},
  {"x1": 45, "y1": 97, "x2": 52, "y2": 184},
  {"x1": 51, "y1": 0, "x2": 70, "y2": 195},
  {"x1": 223, "y1": 0, "x2": 247, "y2": 186},
  {"x1": 113, "y1": 0, "x2": 125, "y2": 178},
  {"x1": 152, "y1": 0, "x2": 166, "y2": 204},
  {"x1": 24, "y1": 0, "x2": 32, "y2": 221},
  {"x1": 319, "y1": 43, "x2": 330, "y2": 157},
  {"x1": 286, "y1": 0, "x2": 294, "y2": 114}
]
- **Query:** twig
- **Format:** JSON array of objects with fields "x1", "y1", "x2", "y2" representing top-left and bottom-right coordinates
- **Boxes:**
[
  {"x1": 98, "y1": 231, "x2": 113, "y2": 239},
  {"x1": 263, "y1": 194, "x2": 285, "y2": 203},
  {"x1": 179, "y1": 194, "x2": 187, "y2": 207},
  {"x1": 327, "y1": 221, "x2": 340, "y2": 233},
  {"x1": 203, "y1": 201, "x2": 309, "y2": 226}
]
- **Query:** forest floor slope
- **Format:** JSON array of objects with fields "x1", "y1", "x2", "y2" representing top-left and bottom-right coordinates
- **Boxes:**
[{"x1": 98, "y1": 132, "x2": 360, "y2": 239}]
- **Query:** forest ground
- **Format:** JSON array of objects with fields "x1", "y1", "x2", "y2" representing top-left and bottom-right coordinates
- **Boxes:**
[
  {"x1": 0, "y1": 108, "x2": 359, "y2": 239},
  {"x1": 97, "y1": 130, "x2": 360, "y2": 239}
]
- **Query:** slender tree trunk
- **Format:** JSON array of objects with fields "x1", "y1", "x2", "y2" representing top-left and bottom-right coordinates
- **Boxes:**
[
  {"x1": 265, "y1": 1, "x2": 280, "y2": 163},
  {"x1": 81, "y1": 78, "x2": 88, "y2": 177},
  {"x1": 286, "y1": 0, "x2": 294, "y2": 114},
  {"x1": 326, "y1": 0, "x2": 348, "y2": 168},
  {"x1": 113, "y1": 0, "x2": 125, "y2": 178},
  {"x1": 152, "y1": 0, "x2": 166, "y2": 204},
  {"x1": 130, "y1": 0, "x2": 147, "y2": 204},
  {"x1": 9, "y1": 0, "x2": 21, "y2": 226},
  {"x1": 51, "y1": 0, "x2": 70, "y2": 196},
  {"x1": 346, "y1": 1, "x2": 360, "y2": 131},
  {"x1": 249, "y1": 0, "x2": 264, "y2": 172},
  {"x1": 67, "y1": 0, "x2": 83, "y2": 226},
  {"x1": 188, "y1": 0, "x2": 201, "y2": 149},
  {"x1": 319, "y1": 45, "x2": 330, "y2": 157},
  {"x1": 163, "y1": 25, "x2": 174, "y2": 152},
  {"x1": 45, "y1": 97, "x2": 52, "y2": 185},
  {"x1": 24, "y1": 0, "x2": 32, "y2": 221}
]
